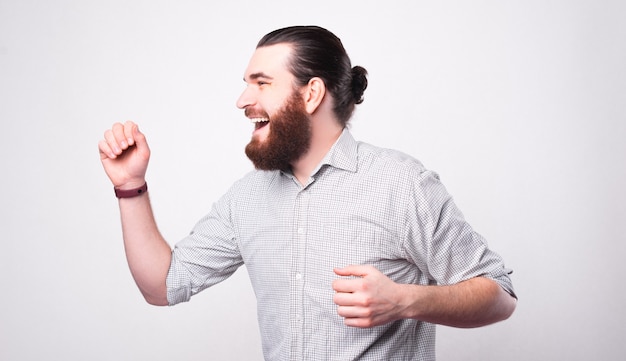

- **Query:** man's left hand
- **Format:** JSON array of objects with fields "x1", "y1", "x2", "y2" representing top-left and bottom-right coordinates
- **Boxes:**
[{"x1": 332, "y1": 265, "x2": 407, "y2": 328}]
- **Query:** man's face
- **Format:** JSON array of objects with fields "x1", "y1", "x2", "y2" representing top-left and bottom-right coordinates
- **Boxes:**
[
  {"x1": 237, "y1": 44, "x2": 312, "y2": 171},
  {"x1": 244, "y1": 90, "x2": 311, "y2": 171}
]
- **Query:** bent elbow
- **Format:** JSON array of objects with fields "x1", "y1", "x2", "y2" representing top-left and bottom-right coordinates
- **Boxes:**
[
  {"x1": 144, "y1": 295, "x2": 169, "y2": 306},
  {"x1": 141, "y1": 289, "x2": 169, "y2": 306},
  {"x1": 498, "y1": 291, "x2": 517, "y2": 321}
]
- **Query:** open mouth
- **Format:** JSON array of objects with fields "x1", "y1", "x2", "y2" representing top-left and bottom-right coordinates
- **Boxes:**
[{"x1": 250, "y1": 117, "x2": 270, "y2": 131}]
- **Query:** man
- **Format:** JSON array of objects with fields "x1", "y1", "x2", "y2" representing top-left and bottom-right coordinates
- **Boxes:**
[{"x1": 99, "y1": 26, "x2": 516, "y2": 360}]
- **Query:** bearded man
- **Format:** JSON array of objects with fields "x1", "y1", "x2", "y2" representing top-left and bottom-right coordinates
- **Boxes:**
[{"x1": 98, "y1": 26, "x2": 516, "y2": 361}]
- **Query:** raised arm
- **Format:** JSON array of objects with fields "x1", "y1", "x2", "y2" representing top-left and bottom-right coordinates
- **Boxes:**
[{"x1": 99, "y1": 121, "x2": 171, "y2": 306}]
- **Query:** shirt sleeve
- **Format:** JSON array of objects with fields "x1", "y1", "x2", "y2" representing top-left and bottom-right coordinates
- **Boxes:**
[
  {"x1": 166, "y1": 185, "x2": 244, "y2": 305},
  {"x1": 403, "y1": 169, "x2": 516, "y2": 298}
]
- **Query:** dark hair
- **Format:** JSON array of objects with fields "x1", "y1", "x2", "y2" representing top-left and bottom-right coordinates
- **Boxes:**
[{"x1": 257, "y1": 26, "x2": 368, "y2": 127}]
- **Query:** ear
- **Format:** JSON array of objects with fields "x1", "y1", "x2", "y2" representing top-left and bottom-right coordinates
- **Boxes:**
[{"x1": 302, "y1": 77, "x2": 326, "y2": 115}]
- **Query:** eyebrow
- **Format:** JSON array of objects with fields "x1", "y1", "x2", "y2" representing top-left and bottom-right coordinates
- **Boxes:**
[{"x1": 244, "y1": 72, "x2": 274, "y2": 82}]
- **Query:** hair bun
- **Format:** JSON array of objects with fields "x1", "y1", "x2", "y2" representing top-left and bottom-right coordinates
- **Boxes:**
[{"x1": 351, "y1": 66, "x2": 368, "y2": 104}]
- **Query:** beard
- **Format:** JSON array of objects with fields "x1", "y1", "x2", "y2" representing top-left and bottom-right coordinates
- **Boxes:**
[{"x1": 245, "y1": 91, "x2": 312, "y2": 172}]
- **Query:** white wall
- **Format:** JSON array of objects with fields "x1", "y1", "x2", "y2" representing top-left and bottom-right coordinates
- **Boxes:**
[{"x1": 1, "y1": 1, "x2": 624, "y2": 360}]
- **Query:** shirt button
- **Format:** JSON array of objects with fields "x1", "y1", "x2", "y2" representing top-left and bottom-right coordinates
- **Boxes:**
[
  {"x1": 295, "y1": 272, "x2": 302, "y2": 280},
  {"x1": 297, "y1": 227, "x2": 305, "y2": 234}
]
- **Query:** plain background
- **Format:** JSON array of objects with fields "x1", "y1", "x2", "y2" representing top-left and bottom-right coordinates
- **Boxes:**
[{"x1": 1, "y1": 0, "x2": 625, "y2": 360}]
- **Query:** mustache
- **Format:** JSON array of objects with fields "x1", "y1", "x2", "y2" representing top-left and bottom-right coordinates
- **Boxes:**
[{"x1": 244, "y1": 107, "x2": 270, "y2": 119}]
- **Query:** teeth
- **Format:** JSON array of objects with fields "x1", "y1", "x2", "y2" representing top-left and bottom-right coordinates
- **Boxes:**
[{"x1": 250, "y1": 117, "x2": 269, "y2": 123}]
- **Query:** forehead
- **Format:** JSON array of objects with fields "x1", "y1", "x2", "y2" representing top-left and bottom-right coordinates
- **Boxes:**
[{"x1": 243, "y1": 43, "x2": 293, "y2": 80}]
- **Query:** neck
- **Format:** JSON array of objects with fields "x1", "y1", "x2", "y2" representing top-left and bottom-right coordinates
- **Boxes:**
[{"x1": 291, "y1": 123, "x2": 343, "y2": 186}]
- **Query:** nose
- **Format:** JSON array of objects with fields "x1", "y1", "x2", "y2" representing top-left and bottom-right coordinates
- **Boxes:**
[{"x1": 236, "y1": 85, "x2": 255, "y2": 110}]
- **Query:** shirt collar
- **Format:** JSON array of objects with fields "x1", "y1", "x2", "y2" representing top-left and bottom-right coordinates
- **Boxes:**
[
  {"x1": 315, "y1": 128, "x2": 358, "y2": 174},
  {"x1": 279, "y1": 128, "x2": 358, "y2": 184}
]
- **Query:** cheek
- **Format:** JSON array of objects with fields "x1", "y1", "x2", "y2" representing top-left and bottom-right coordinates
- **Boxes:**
[
  {"x1": 265, "y1": 90, "x2": 295, "y2": 114},
  {"x1": 265, "y1": 101, "x2": 285, "y2": 118}
]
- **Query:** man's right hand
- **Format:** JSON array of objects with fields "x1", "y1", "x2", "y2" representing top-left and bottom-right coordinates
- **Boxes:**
[
  {"x1": 99, "y1": 121, "x2": 170, "y2": 306},
  {"x1": 98, "y1": 121, "x2": 150, "y2": 189}
]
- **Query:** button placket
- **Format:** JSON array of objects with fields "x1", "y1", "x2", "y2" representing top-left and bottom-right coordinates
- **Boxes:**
[{"x1": 290, "y1": 189, "x2": 309, "y2": 360}]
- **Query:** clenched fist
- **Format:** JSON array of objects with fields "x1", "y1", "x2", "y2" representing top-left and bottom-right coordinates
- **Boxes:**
[{"x1": 98, "y1": 121, "x2": 151, "y2": 190}]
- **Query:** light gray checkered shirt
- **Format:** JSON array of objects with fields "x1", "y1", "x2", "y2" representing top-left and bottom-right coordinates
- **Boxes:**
[{"x1": 167, "y1": 129, "x2": 515, "y2": 361}]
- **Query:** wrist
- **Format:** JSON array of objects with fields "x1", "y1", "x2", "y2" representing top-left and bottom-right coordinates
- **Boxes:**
[
  {"x1": 398, "y1": 284, "x2": 429, "y2": 321},
  {"x1": 114, "y1": 182, "x2": 148, "y2": 198}
]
